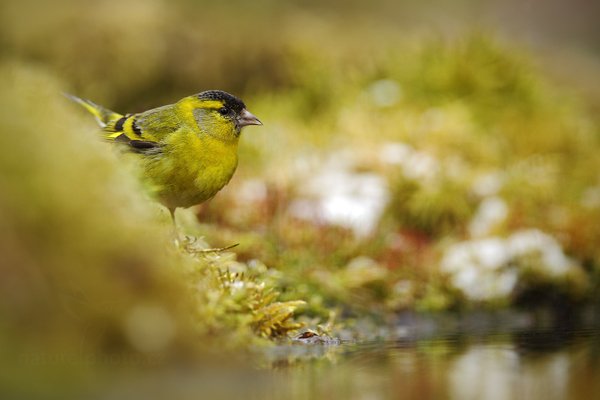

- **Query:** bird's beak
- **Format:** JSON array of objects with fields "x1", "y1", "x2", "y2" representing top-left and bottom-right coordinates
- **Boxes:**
[{"x1": 238, "y1": 109, "x2": 262, "y2": 127}]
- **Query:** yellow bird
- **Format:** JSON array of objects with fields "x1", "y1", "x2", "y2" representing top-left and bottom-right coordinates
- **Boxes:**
[{"x1": 68, "y1": 91, "x2": 262, "y2": 222}]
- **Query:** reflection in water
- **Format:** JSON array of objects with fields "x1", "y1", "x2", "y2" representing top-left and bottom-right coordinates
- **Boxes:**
[
  {"x1": 95, "y1": 329, "x2": 599, "y2": 399},
  {"x1": 450, "y1": 346, "x2": 520, "y2": 400},
  {"x1": 270, "y1": 330, "x2": 600, "y2": 400},
  {"x1": 449, "y1": 345, "x2": 572, "y2": 400}
]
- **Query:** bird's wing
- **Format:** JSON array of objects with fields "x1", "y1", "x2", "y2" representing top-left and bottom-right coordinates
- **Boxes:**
[
  {"x1": 68, "y1": 94, "x2": 183, "y2": 155},
  {"x1": 104, "y1": 104, "x2": 182, "y2": 154}
]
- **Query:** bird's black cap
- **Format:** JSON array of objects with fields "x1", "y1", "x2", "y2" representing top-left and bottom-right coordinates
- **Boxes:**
[{"x1": 197, "y1": 90, "x2": 246, "y2": 113}]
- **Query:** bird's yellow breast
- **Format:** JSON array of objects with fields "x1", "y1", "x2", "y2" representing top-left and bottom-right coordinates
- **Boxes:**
[{"x1": 142, "y1": 129, "x2": 239, "y2": 209}]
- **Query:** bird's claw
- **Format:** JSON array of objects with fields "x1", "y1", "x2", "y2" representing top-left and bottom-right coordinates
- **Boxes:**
[{"x1": 185, "y1": 242, "x2": 240, "y2": 255}]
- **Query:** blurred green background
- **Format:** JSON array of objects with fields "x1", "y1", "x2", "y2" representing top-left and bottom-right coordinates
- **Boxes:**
[{"x1": 1, "y1": 0, "x2": 600, "y2": 396}]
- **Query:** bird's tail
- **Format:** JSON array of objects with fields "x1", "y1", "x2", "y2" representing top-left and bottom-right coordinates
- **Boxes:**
[{"x1": 64, "y1": 93, "x2": 123, "y2": 129}]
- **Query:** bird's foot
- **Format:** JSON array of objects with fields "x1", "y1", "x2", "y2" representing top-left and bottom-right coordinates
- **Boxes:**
[
  {"x1": 176, "y1": 234, "x2": 239, "y2": 254},
  {"x1": 186, "y1": 242, "x2": 240, "y2": 255}
]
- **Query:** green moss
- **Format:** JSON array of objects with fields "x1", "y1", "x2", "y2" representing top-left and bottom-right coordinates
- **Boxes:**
[{"x1": 0, "y1": 63, "x2": 307, "y2": 396}]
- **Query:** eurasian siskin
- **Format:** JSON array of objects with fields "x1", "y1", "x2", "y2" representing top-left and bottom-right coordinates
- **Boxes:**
[{"x1": 69, "y1": 90, "x2": 262, "y2": 219}]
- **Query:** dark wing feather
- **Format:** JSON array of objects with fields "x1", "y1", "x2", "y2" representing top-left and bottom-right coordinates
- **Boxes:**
[
  {"x1": 128, "y1": 140, "x2": 163, "y2": 155},
  {"x1": 104, "y1": 103, "x2": 181, "y2": 155}
]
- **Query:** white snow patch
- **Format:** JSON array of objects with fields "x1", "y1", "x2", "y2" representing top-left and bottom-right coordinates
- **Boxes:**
[
  {"x1": 468, "y1": 197, "x2": 509, "y2": 237},
  {"x1": 506, "y1": 229, "x2": 572, "y2": 277},
  {"x1": 289, "y1": 152, "x2": 389, "y2": 237},
  {"x1": 379, "y1": 142, "x2": 439, "y2": 181},
  {"x1": 441, "y1": 229, "x2": 579, "y2": 301}
]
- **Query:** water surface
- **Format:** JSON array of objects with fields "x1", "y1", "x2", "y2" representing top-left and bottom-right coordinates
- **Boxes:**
[
  {"x1": 96, "y1": 324, "x2": 599, "y2": 400},
  {"x1": 266, "y1": 327, "x2": 600, "y2": 400}
]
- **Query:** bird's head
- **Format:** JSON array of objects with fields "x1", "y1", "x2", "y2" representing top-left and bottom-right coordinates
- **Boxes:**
[{"x1": 184, "y1": 90, "x2": 262, "y2": 141}]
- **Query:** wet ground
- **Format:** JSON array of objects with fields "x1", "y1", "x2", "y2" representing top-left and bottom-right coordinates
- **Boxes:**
[{"x1": 95, "y1": 310, "x2": 600, "y2": 400}]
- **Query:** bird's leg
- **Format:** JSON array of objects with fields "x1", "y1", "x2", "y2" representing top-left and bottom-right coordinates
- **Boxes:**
[
  {"x1": 168, "y1": 207, "x2": 185, "y2": 247},
  {"x1": 169, "y1": 207, "x2": 238, "y2": 254},
  {"x1": 170, "y1": 208, "x2": 201, "y2": 250},
  {"x1": 169, "y1": 208, "x2": 196, "y2": 249}
]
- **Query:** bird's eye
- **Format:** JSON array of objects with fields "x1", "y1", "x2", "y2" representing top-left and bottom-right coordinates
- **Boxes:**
[{"x1": 218, "y1": 107, "x2": 229, "y2": 116}]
